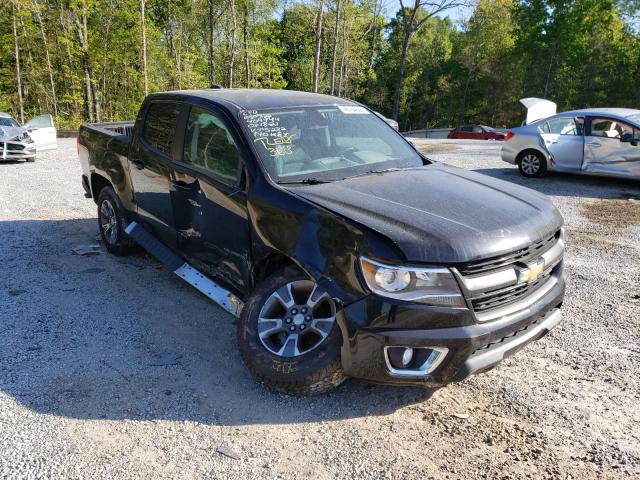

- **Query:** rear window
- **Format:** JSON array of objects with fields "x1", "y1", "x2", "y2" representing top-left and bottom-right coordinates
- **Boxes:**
[{"x1": 143, "y1": 102, "x2": 181, "y2": 154}]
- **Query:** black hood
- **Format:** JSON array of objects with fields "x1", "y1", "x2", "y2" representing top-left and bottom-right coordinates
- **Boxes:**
[{"x1": 288, "y1": 165, "x2": 563, "y2": 264}]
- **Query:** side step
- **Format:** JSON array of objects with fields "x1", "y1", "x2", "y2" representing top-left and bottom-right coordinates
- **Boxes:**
[{"x1": 125, "y1": 222, "x2": 244, "y2": 317}]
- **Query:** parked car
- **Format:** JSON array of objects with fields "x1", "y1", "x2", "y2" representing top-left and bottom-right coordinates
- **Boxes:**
[
  {"x1": 78, "y1": 89, "x2": 565, "y2": 395},
  {"x1": 375, "y1": 111, "x2": 399, "y2": 130},
  {"x1": 502, "y1": 98, "x2": 640, "y2": 178},
  {"x1": 0, "y1": 112, "x2": 57, "y2": 162},
  {"x1": 448, "y1": 124, "x2": 506, "y2": 140}
]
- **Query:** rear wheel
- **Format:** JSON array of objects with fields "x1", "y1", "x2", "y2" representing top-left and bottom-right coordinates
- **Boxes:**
[
  {"x1": 96, "y1": 186, "x2": 136, "y2": 255},
  {"x1": 237, "y1": 272, "x2": 347, "y2": 395},
  {"x1": 518, "y1": 151, "x2": 547, "y2": 177}
]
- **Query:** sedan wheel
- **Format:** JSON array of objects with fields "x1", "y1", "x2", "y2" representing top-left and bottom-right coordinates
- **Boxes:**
[{"x1": 518, "y1": 151, "x2": 547, "y2": 178}]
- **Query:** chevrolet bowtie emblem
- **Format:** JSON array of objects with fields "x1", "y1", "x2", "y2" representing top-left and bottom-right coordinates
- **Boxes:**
[{"x1": 517, "y1": 260, "x2": 545, "y2": 284}]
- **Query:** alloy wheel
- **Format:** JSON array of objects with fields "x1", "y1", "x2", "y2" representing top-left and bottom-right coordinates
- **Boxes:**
[
  {"x1": 100, "y1": 199, "x2": 118, "y2": 245},
  {"x1": 257, "y1": 280, "x2": 337, "y2": 358}
]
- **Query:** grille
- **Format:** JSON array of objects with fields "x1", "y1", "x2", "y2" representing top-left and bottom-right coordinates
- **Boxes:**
[
  {"x1": 471, "y1": 271, "x2": 551, "y2": 312},
  {"x1": 457, "y1": 231, "x2": 560, "y2": 276},
  {"x1": 6, "y1": 142, "x2": 26, "y2": 151}
]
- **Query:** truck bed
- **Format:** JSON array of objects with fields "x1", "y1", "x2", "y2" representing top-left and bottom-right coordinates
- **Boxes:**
[{"x1": 79, "y1": 121, "x2": 134, "y2": 159}]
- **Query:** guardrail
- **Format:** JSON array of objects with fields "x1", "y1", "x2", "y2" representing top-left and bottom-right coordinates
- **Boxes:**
[{"x1": 402, "y1": 128, "x2": 451, "y2": 139}]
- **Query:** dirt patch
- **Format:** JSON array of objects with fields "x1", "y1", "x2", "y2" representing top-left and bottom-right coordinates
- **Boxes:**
[
  {"x1": 415, "y1": 143, "x2": 461, "y2": 154},
  {"x1": 582, "y1": 198, "x2": 640, "y2": 230}
]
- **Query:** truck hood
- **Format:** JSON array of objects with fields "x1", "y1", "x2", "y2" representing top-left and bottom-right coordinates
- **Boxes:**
[{"x1": 289, "y1": 165, "x2": 563, "y2": 264}]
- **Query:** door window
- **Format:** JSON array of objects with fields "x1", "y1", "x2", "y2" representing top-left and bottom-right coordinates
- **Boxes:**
[
  {"x1": 543, "y1": 117, "x2": 582, "y2": 136},
  {"x1": 25, "y1": 114, "x2": 54, "y2": 129},
  {"x1": 472, "y1": 126, "x2": 483, "y2": 133},
  {"x1": 590, "y1": 118, "x2": 638, "y2": 140},
  {"x1": 183, "y1": 106, "x2": 240, "y2": 183},
  {"x1": 460, "y1": 126, "x2": 473, "y2": 132},
  {"x1": 143, "y1": 102, "x2": 181, "y2": 154}
]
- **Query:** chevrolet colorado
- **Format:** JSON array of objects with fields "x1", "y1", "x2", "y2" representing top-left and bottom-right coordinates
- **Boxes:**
[{"x1": 78, "y1": 89, "x2": 565, "y2": 395}]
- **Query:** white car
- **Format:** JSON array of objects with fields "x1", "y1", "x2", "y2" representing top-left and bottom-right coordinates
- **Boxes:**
[
  {"x1": 0, "y1": 112, "x2": 57, "y2": 162},
  {"x1": 501, "y1": 98, "x2": 640, "y2": 179}
]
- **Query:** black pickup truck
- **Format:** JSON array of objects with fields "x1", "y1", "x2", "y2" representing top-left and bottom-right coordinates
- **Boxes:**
[{"x1": 78, "y1": 89, "x2": 565, "y2": 395}]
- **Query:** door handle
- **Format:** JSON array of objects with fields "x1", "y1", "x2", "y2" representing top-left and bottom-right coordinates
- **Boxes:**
[
  {"x1": 586, "y1": 142, "x2": 601, "y2": 148},
  {"x1": 130, "y1": 158, "x2": 145, "y2": 169}
]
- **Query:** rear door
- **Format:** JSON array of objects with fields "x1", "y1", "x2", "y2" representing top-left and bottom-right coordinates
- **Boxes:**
[
  {"x1": 128, "y1": 100, "x2": 182, "y2": 248},
  {"x1": 171, "y1": 103, "x2": 251, "y2": 292},
  {"x1": 25, "y1": 114, "x2": 57, "y2": 150},
  {"x1": 539, "y1": 116, "x2": 584, "y2": 171},
  {"x1": 583, "y1": 117, "x2": 640, "y2": 177}
]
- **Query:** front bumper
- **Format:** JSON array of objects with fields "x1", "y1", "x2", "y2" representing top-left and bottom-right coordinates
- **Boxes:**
[
  {"x1": 1, "y1": 140, "x2": 36, "y2": 160},
  {"x1": 338, "y1": 273, "x2": 565, "y2": 387}
]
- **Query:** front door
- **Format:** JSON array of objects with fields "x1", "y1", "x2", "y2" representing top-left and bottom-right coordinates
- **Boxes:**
[
  {"x1": 128, "y1": 100, "x2": 182, "y2": 248},
  {"x1": 25, "y1": 114, "x2": 57, "y2": 151},
  {"x1": 171, "y1": 104, "x2": 251, "y2": 292},
  {"x1": 539, "y1": 116, "x2": 584, "y2": 171},
  {"x1": 583, "y1": 117, "x2": 640, "y2": 178}
]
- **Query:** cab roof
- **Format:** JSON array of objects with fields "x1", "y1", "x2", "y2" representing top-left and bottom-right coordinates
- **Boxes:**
[{"x1": 156, "y1": 88, "x2": 357, "y2": 112}]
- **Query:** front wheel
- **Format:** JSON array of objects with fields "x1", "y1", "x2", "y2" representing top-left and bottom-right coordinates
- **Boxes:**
[
  {"x1": 237, "y1": 273, "x2": 347, "y2": 395},
  {"x1": 518, "y1": 151, "x2": 547, "y2": 177}
]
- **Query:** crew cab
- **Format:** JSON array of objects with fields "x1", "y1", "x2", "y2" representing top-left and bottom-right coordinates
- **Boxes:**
[{"x1": 78, "y1": 89, "x2": 565, "y2": 395}]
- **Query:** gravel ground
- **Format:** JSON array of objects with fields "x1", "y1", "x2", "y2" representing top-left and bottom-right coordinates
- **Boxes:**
[{"x1": 0, "y1": 138, "x2": 639, "y2": 479}]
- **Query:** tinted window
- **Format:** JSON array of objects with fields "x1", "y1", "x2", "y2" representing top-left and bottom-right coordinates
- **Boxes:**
[
  {"x1": 590, "y1": 117, "x2": 637, "y2": 139},
  {"x1": 460, "y1": 126, "x2": 473, "y2": 132},
  {"x1": 183, "y1": 106, "x2": 240, "y2": 182},
  {"x1": 143, "y1": 102, "x2": 181, "y2": 154},
  {"x1": 472, "y1": 126, "x2": 483, "y2": 133}
]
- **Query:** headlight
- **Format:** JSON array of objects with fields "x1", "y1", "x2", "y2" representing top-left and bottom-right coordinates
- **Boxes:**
[{"x1": 359, "y1": 257, "x2": 465, "y2": 307}]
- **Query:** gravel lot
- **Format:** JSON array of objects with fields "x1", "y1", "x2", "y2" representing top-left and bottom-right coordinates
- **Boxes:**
[{"x1": 1, "y1": 138, "x2": 639, "y2": 479}]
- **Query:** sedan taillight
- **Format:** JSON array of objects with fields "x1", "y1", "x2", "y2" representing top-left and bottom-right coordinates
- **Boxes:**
[{"x1": 504, "y1": 131, "x2": 515, "y2": 141}]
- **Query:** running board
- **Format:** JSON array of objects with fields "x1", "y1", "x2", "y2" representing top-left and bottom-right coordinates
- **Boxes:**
[{"x1": 124, "y1": 222, "x2": 243, "y2": 317}]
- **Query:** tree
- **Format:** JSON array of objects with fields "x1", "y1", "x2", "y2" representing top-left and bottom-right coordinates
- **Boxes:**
[
  {"x1": 391, "y1": 0, "x2": 467, "y2": 120},
  {"x1": 312, "y1": 0, "x2": 324, "y2": 92}
]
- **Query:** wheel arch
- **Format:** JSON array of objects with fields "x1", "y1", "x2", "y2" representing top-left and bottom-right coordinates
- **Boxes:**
[
  {"x1": 90, "y1": 173, "x2": 113, "y2": 204},
  {"x1": 516, "y1": 148, "x2": 548, "y2": 165}
]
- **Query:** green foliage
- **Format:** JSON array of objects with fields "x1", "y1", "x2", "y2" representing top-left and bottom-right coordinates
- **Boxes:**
[{"x1": 0, "y1": 0, "x2": 638, "y2": 130}]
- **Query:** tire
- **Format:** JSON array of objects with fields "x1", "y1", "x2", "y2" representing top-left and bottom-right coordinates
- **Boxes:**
[
  {"x1": 96, "y1": 186, "x2": 136, "y2": 256},
  {"x1": 517, "y1": 150, "x2": 547, "y2": 177},
  {"x1": 26, "y1": 157, "x2": 35, "y2": 163},
  {"x1": 237, "y1": 272, "x2": 347, "y2": 395}
]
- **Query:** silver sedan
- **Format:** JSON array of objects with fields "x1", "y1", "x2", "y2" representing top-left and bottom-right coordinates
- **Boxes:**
[{"x1": 502, "y1": 107, "x2": 640, "y2": 179}]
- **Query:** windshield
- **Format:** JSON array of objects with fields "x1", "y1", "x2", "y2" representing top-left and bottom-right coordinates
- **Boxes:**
[
  {"x1": 0, "y1": 117, "x2": 20, "y2": 128},
  {"x1": 238, "y1": 106, "x2": 423, "y2": 183},
  {"x1": 480, "y1": 125, "x2": 495, "y2": 131}
]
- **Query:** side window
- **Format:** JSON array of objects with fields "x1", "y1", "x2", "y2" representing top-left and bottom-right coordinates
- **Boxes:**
[
  {"x1": 461, "y1": 126, "x2": 473, "y2": 132},
  {"x1": 546, "y1": 117, "x2": 580, "y2": 136},
  {"x1": 590, "y1": 117, "x2": 635, "y2": 139},
  {"x1": 183, "y1": 106, "x2": 240, "y2": 183},
  {"x1": 472, "y1": 126, "x2": 483, "y2": 133},
  {"x1": 143, "y1": 102, "x2": 181, "y2": 154}
]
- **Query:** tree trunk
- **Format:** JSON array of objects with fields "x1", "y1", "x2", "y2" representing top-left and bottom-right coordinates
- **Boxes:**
[
  {"x1": 312, "y1": 0, "x2": 324, "y2": 93},
  {"x1": 228, "y1": 0, "x2": 237, "y2": 88},
  {"x1": 369, "y1": 0, "x2": 379, "y2": 68},
  {"x1": 330, "y1": 0, "x2": 341, "y2": 95},
  {"x1": 243, "y1": 3, "x2": 250, "y2": 87},
  {"x1": 29, "y1": 0, "x2": 58, "y2": 117},
  {"x1": 140, "y1": 0, "x2": 148, "y2": 95},
  {"x1": 208, "y1": 0, "x2": 216, "y2": 86},
  {"x1": 12, "y1": 6, "x2": 24, "y2": 124},
  {"x1": 73, "y1": 7, "x2": 100, "y2": 122},
  {"x1": 391, "y1": 26, "x2": 413, "y2": 121}
]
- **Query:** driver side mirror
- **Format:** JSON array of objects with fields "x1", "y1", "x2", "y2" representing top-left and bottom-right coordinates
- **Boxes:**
[{"x1": 620, "y1": 133, "x2": 639, "y2": 146}]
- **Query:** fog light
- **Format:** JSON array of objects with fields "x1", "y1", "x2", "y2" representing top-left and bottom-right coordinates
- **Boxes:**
[
  {"x1": 384, "y1": 346, "x2": 449, "y2": 377},
  {"x1": 401, "y1": 347, "x2": 413, "y2": 366}
]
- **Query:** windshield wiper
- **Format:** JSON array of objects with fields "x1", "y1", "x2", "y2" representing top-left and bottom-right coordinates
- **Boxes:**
[
  {"x1": 277, "y1": 177, "x2": 332, "y2": 185},
  {"x1": 342, "y1": 167, "x2": 403, "y2": 180}
]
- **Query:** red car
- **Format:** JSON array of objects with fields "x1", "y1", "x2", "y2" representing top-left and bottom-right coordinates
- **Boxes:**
[{"x1": 447, "y1": 125, "x2": 506, "y2": 140}]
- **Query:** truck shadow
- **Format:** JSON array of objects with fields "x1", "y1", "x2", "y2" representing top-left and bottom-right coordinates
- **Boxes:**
[
  {"x1": 470, "y1": 166, "x2": 640, "y2": 200},
  {"x1": 0, "y1": 218, "x2": 434, "y2": 428}
]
